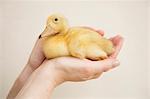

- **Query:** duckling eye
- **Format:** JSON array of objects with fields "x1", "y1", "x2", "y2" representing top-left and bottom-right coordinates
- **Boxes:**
[
  {"x1": 54, "y1": 18, "x2": 58, "y2": 21},
  {"x1": 53, "y1": 18, "x2": 59, "y2": 24}
]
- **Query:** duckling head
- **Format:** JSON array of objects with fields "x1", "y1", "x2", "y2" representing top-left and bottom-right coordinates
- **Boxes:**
[{"x1": 40, "y1": 14, "x2": 69, "y2": 38}]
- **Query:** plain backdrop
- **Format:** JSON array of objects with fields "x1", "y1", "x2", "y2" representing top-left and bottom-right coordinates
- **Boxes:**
[
  {"x1": 148, "y1": 1, "x2": 150, "y2": 98},
  {"x1": 0, "y1": 0, "x2": 149, "y2": 99}
]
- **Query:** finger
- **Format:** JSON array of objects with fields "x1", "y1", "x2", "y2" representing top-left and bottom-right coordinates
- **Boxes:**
[
  {"x1": 95, "y1": 29, "x2": 104, "y2": 36},
  {"x1": 103, "y1": 64, "x2": 118, "y2": 72},
  {"x1": 90, "y1": 59, "x2": 120, "y2": 72},
  {"x1": 28, "y1": 36, "x2": 46, "y2": 69},
  {"x1": 81, "y1": 26, "x2": 104, "y2": 36},
  {"x1": 92, "y1": 72, "x2": 103, "y2": 79},
  {"x1": 109, "y1": 35, "x2": 123, "y2": 46},
  {"x1": 82, "y1": 59, "x2": 119, "y2": 80},
  {"x1": 109, "y1": 35, "x2": 124, "y2": 58},
  {"x1": 57, "y1": 57, "x2": 119, "y2": 71},
  {"x1": 82, "y1": 72, "x2": 102, "y2": 80}
]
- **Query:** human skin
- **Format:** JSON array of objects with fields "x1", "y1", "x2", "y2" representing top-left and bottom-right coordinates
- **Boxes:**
[{"x1": 7, "y1": 30, "x2": 123, "y2": 99}]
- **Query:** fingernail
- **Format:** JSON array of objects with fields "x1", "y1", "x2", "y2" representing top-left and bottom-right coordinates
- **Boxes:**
[
  {"x1": 112, "y1": 60, "x2": 120, "y2": 67},
  {"x1": 39, "y1": 35, "x2": 42, "y2": 39}
]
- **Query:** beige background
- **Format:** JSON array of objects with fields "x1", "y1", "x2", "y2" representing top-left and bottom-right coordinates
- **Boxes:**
[
  {"x1": 149, "y1": 1, "x2": 150, "y2": 98},
  {"x1": 0, "y1": 0, "x2": 149, "y2": 99}
]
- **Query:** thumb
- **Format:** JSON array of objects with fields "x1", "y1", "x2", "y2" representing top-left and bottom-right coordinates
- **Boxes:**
[{"x1": 28, "y1": 36, "x2": 45, "y2": 69}]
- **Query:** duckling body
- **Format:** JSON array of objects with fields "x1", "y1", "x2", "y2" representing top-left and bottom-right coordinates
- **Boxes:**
[
  {"x1": 41, "y1": 14, "x2": 114, "y2": 60},
  {"x1": 66, "y1": 27, "x2": 114, "y2": 60}
]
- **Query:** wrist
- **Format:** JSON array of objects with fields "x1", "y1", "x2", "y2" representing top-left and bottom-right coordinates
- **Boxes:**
[{"x1": 38, "y1": 60, "x2": 65, "y2": 87}]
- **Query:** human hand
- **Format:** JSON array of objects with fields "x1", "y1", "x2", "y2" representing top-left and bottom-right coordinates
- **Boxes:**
[
  {"x1": 14, "y1": 34, "x2": 123, "y2": 99},
  {"x1": 28, "y1": 29, "x2": 123, "y2": 82},
  {"x1": 43, "y1": 35, "x2": 123, "y2": 82}
]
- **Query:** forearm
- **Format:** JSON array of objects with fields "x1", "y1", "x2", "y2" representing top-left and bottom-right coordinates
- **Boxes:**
[
  {"x1": 7, "y1": 63, "x2": 34, "y2": 99},
  {"x1": 15, "y1": 61, "x2": 63, "y2": 99}
]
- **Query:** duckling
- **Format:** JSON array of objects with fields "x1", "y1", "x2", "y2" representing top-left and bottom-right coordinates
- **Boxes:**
[{"x1": 40, "y1": 14, "x2": 115, "y2": 60}]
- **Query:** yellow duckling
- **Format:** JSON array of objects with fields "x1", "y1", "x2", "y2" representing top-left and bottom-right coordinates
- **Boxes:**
[{"x1": 40, "y1": 14, "x2": 115, "y2": 60}]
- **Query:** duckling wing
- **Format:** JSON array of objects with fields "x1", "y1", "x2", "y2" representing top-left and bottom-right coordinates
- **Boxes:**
[
  {"x1": 65, "y1": 27, "x2": 102, "y2": 42},
  {"x1": 65, "y1": 27, "x2": 108, "y2": 60}
]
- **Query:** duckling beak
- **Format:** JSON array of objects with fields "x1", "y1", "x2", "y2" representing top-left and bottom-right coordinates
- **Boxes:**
[{"x1": 39, "y1": 26, "x2": 57, "y2": 39}]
